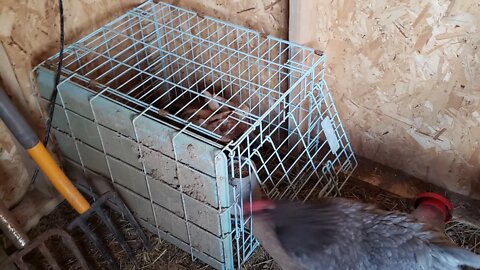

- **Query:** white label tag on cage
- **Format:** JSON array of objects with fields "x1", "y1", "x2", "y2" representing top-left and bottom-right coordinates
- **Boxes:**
[{"x1": 321, "y1": 116, "x2": 340, "y2": 153}]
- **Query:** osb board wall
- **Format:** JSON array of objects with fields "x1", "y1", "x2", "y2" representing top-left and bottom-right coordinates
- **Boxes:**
[
  {"x1": 162, "y1": 0, "x2": 288, "y2": 39},
  {"x1": 160, "y1": 0, "x2": 289, "y2": 120},
  {"x1": 0, "y1": 0, "x2": 286, "y2": 210},
  {"x1": 1, "y1": 0, "x2": 478, "y2": 209},
  {"x1": 311, "y1": 0, "x2": 480, "y2": 198},
  {"x1": 0, "y1": 119, "x2": 30, "y2": 207},
  {"x1": 0, "y1": 0, "x2": 144, "y2": 208},
  {"x1": 173, "y1": 0, "x2": 480, "y2": 198}
]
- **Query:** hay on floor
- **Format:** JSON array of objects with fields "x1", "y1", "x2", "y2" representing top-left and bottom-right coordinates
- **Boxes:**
[{"x1": 23, "y1": 178, "x2": 480, "y2": 269}]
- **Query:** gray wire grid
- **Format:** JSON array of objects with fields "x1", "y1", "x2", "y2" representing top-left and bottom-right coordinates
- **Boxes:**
[{"x1": 34, "y1": 1, "x2": 357, "y2": 268}]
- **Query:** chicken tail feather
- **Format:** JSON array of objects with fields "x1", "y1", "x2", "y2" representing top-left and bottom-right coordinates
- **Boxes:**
[{"x1": 439, "y1": 246, "x2": 480, "y2": 269}]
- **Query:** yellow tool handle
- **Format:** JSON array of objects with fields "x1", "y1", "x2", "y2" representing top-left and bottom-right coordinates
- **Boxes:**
[
  {"x1": 27, "y1": 142, "x2": 90, "y2": 214},
  {"x1": 0, "y1": 86, "x2": 90, "y2": 214}
]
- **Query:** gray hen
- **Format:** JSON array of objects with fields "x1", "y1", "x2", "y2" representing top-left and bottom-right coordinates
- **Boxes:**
[{"x1": 245, "y1": 195, "x2": 480, "y2": 270}]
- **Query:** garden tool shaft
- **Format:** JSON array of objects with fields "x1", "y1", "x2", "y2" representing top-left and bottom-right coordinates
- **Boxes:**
[
  {"x1": 0, "y1": 199, "x2": 29, "y2": 250},
  {"x1": 0, "y1": 86, "x2": 150, "y2": 269},
  {"x1": 0, "y1": 86, "x2": 89, "y2": 214}
]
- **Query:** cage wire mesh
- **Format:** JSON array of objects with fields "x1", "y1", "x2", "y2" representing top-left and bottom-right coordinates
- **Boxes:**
[{"x1": 33, "y1": 1, "x2": 357, "y2": 269}]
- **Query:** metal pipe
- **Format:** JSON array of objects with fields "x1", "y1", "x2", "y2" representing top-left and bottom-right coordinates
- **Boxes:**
[
  {"x1": 0, "y1": 86, "x2": 38, "y2": 149},
  {"x1": 0, "y1": 199, "x2": 30, "y2": 249}
]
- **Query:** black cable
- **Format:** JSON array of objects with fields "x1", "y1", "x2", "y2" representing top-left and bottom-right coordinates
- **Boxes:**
[
  {"x1": 44, "y1": 0, "x2": 64, "y2": 145},
  {"x1": 31, "y1": 0, "x2": 64, "y2": 184}
]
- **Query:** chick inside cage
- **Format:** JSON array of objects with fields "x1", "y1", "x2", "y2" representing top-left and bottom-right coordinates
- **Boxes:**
[{"x1": 34, "y1": 1, "x2": 357, "y2": 269}]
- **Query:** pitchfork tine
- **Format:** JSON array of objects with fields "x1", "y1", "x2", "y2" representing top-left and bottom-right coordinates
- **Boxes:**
[
  {"x1": 14, "y1": 260, "x2": 29, "y2": 270},
  {"x1": 107, "y1": 191, "x2": 151, "y2": 249},
  {"x1": 96, "y1": 206, "x2": 135, "y2": 259},
  {"x1": 0, "y1": 229, "x2": 90, "y2": 270},
  {"x1": 38, "y1": 243, "x2": 61, "y2": 270},
  {"x1": 76, "y1": 221, "x2": 119, "y2": 270},
  {"x1": 66, "y1": 191, "x2": 150, "y2": 269},
  {"x1": 58, "y1": 229, "x2": 91, "y2": 270}
]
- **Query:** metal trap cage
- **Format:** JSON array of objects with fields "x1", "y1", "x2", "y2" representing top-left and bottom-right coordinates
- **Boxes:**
[{"x1": 33, "y1": 1, "x2": 357, "y2": 269}]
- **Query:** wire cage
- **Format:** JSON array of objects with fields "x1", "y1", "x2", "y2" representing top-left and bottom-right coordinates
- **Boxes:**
[{"x1": 33, "y1": 1, "x2": 357, "y2": 269}]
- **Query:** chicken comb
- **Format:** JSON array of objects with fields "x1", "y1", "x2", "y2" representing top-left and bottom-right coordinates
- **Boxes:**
[
  {"x1": 414, "y1": 192, "x2": 453, "y2": 222},
  {"x1": 242, "y1": 199, "x2": 275, "y2": 215}
]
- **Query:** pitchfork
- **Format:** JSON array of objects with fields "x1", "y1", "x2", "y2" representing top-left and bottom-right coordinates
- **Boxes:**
[
  {"x1": 0, "y1": 197, "x2": 90, "y2": 269},
  {"x1": 0, "y1": 86, "x2": 151, "y2": 269}
]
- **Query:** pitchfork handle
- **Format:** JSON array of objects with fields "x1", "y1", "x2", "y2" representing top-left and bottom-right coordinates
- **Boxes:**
[{"x1": 0, "y1": 86, "x2": 90, "y2": 214}]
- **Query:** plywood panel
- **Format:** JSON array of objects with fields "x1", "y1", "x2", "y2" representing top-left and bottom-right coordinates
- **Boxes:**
[
  {"x1": 310, "y1": 0, "x2": 480, "y2": 198},
  {"x1": 0, "y1": 0, "x2": 144, "y2": 227},
  {"x1": 162, "y1": 0, "x2": 288, "y2": 39},
  {"x1": 2, "y1": 0, "x2": 478, "y2": 229},
  {"x1": 1, "y1": 0, "x2": 284, "y2": 182},
  {"x1": 0, "y1": 120, "x2": 30, "y2": 207},
  {"x1": 1, "y1": 0, "x2": 144, "y2": 133}
]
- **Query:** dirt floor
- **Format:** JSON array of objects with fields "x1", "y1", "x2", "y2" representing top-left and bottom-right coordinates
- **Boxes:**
[{"x1": 18, "y1": 178, "x2": 480, "y2": 269}]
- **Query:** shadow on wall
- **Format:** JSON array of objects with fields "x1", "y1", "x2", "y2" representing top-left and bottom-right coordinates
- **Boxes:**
[
  {"x1": 0, "y1": 121, "x2": 30, "y2": 208},
  {"x1": 1, "y1": 0, "x2": 144, "y2": 137},
  {"x1": 0, "y1": 0, "x2": 145, "y2": 224},
  {"x1": 162, "y1": 0, "x2": 288, "y2": 40},
  {"x1": 343, "y1": 112, "x2": 480, "y2": 200},
  {"x1": 31, "y1": 0, "x2": 144, "y2": 67},
  {"x1": 309, "y1": 0, "x2": 480, "y2": 200}
]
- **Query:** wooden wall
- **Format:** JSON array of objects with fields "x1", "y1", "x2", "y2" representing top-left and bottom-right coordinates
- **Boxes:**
[
  {"x1": 311, "y1": 0, "x2": 480, "y2": 198},
  {"x1": 0, "y1": 0, "x2": 287, "y2": 227},
  {"x1": 167, "y1": 0, "x2": 480, "y2": 198},
  {"x1": 162, "y1": 0, "x2": 288, "y2": 39},
  {"x1": 0, "y1": 0, "x2": 144, "y2": 227},
  {"x1": 0, "y1": 0, "x2": 478, "y2": 226}
]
